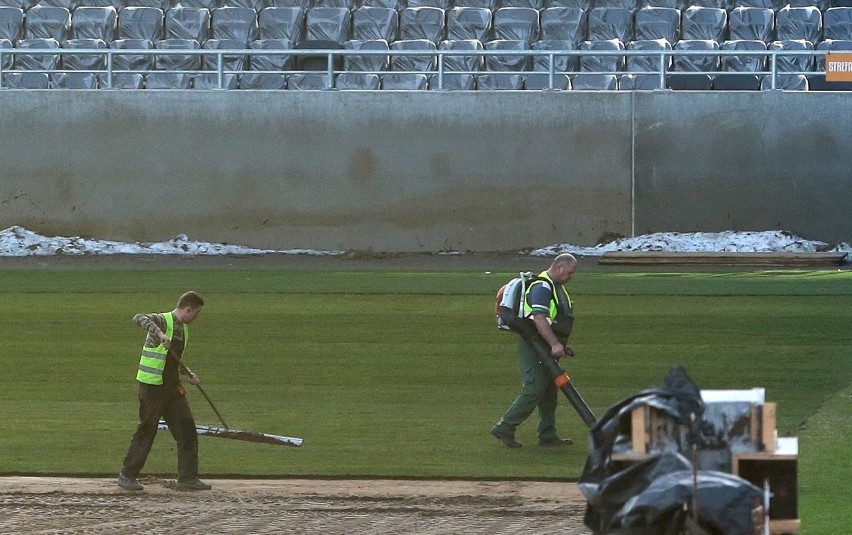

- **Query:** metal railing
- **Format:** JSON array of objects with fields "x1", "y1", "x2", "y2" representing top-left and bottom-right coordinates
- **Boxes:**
[{"x1": 0, "y1": 46, "x2": 839, "y2": 90}]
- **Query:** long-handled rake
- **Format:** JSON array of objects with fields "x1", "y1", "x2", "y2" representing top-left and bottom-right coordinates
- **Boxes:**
[{"x1": 157, "y1": 348, "x2": 303, "y2": 447}]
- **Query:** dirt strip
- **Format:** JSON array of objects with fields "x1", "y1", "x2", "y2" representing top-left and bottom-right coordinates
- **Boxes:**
[{"x1": 0, "y1": 477, "x2": 591, "y2": 534}]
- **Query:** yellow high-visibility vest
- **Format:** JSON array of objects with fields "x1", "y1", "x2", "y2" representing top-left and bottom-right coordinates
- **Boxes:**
[{"x1": 136, "y1": 312, "x2": 188, "y2": 385}]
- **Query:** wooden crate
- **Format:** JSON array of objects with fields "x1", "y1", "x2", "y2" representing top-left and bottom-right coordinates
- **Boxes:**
[{"x1": 733, "y1": 437, "x2": 799, "y2": 535}]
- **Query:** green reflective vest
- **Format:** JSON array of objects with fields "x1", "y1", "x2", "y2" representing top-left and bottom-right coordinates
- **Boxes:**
[
  {"x1": 523, "y1": 271, "x2": 574, "y2": 338},
  {"x1": 136, "y1": 312, "x2": 188, "y2": 385}
]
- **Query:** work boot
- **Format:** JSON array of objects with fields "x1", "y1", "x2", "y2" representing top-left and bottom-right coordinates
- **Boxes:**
[
  {"x1": 490, "y1": 427, "x2": 522, "y2": 448},
  {"x1": 176, "y1": 478, "x2": 212, "y2": 491},
  {"x1": 117, "y1": 472, "x2": 143, "y2": 491},
  {"x1": 537, "y1": 436, "x2": 573, "y2": 447}
]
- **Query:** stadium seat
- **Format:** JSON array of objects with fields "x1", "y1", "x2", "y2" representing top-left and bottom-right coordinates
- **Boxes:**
[
  {"x1": 0, "y1": 0, "x2": 34, "y2": 9},
  {"x1": 212, "y1": 7, "x2": 257, "y2": 45},
  {"x1": 732, "y1": 0, "x2": 776, "y2": 7},
  {"x1": 769, "y1": 39, "x2": 813, "y2": 72},
  {"x1": 170, "y1": 0, "x2": 215, "y2": 8},
  {"x1": 343, "y1": 38, "x2": 389, "y2": 72},
  {"x1": 476, "y1": 72, "x2": 524, "y2": 88},
  {"x1": 148, "y1": 38, "x2": 198, "y2": 89},
  {"x1": 430, "y1": 72, "x2": 476, "y2": 89},
  {"x1": 71, "y1": 7, "x2": 116, "y2": 42},
  {"x1": 484, "y1": 38, "x2": 529, "y2": 71},
  {"x1": 117, "y1": 7, "x2": 162, "y2": 41},
  {"x1": 53, "y1": 71, "x2": 98, "y2": 88},
  {"x1": 788, "y1": 0, "x2": 827, "y2": 10},
  {"x1": 110, "y1": 37, "x2": 154, "y2": 71},
  {"x1": 336, "y1": 72, "x2": 381, "y2": 89},
  {"x1": 816, "y1": 38, "x2": 852, "y2": 69},
  {"x1": 760, "y1": 73, "x2": 808, "y2": 90},
  {"x1": 824, "y1": 7, "x2": 852, "y2": 41},
  {"x1": 266, "y1": 0, "x2": 310, "y2": 8},
  {"x1": 0, "y1": 6, "x2": 22, "y2": 41},
  {"x1": 306, "y1": 8, "x2": 351, "y2": 46},
  {"x1": 226, "y1": 0, "x2": 265, "y2": 10},
  {"x1": 4, "y1": 71, "x2": 50, "y2": 88},
  {"x1": 100, "y1": 72, "x2": 144, "y2": 88},
  {"x1": 314, "y1": 0, "x2": 355, "y2": 8},
  {"x1": 447, "y1": 7, "x2": 492, "y2": 42},
  {"x1": 390, "y1": 38, "x2": 436, "y2": 72},
  {"x1": 287, "y1": 72, "x2": 329, "y2": 88},
  {"x1": 639, "y1": 0, "x2": 685, "y2": 9},
  {"x1": 572, "y1": 72, "x2": 617, "y2": 89},
  {"x1": 63, "y1": 37, "x2": 107, "y2": 70},
  {"x1": 165, "y1": 7, "x2": 210, "y2": 43},
  {"x1": 523, "y1": 72, "x2": 570, "y2": 88},
  {"x1": 258, "y1": 7, "x2": 304, "y2": 43},
  {"x1": 595, "y1": 0, "x2": 638, "y2": 8},
  {"x1": 728, "y1": 7, "x2": 774, "y2": 44},
  {"x1": 439, "y1": 38, "x2": 483, "y2": 72},
  {"x1": 531, "y1": 39, "x2": 577, "y2": 72},
  {"x1": 712, "y1": 73, "x2": 760, "y2": 90},
  {"x1": 546, "y1": 0, "x2": 590, "y2": 8},
  {"x1": 399, "y1": 7, "x2": 446, "y2": 44},
  {"x1": 0, "y1": 37, "x2": 12, "y2": 70},
  {"x1": 239, "y1": 72, "x2": 287, "y2": 89},
  {"x1": 540, "y1": 7, "x2": 586, "y2": 45},
  {"x1": 619, "y1": 72, "x2": 664, "y2": 89},
  {"x1": 634, "y1": 7, "x2": 680, "y2": 45},
  {"x1": 381, "y1": 72, "x2": 428, "y2": 89},
  {"x1": 673, "y1": 39, "x2": 719, "y2": 72},
  {"x1": 362, "y1": 0, "x2": 401, "y2": 8},
  {"x1": 154, "y1": 37, "x2": 199, "y2": 70},
  {"x1": 666, "y1": 72, "x2": 711, "y2": 88},
  {"x1": 500, "y1": 0, "x2": 545, "y2": 8},
  {"x1": 689, "y1": 0, "x2": 726, "y2": 8},
  {"x1": 16, "y1": 37, "x2": 60, "y2": 71},
  {"x1": 352, "y1": 7, "x2": 398, "y2": 42},
  {"x1": 146, "y1": 72, "x2": 192, "y2": 88},
  {"x1": 249, "y1": 38, "x2": 294, "y2": 71},
  {"x1": 192, "y1": 72, "x2": 238, "y2": 89},
  {"x1": 203, "y1": 38, "x2": 247, "y2": 71},
  {"x1": 626, "y1": 38, "x2": 672, "y2": 72},
  {"x1": 24, "y1": 5, "x2": 71, "y2": 41},
  {"x1": 681, "y1": 7, "x2": 726, "y2": 44},
  {"x1": 774, "y1": 7, "x2": 821, "y2": 45},
  {"x1": 720, "y1": 39, "x2": 766, "y2": 72},
  {"x1": 806, "y1": 73, "x2": 852, "y2": 90},
  {"x1": 578, "y1": 38, "x2": 624, "y2": 72},
  {"x1": 124, "y1": 0, "x2": 168, "y2": 9},
  {"x1": 587, "y1": 7, "x2": 633, "y2": 44},
  {"x1": 295, "y1": 39, "x2": 341, "y2": 70},
  {"x1": 455, "y1": 0, "x2": 495, "y2": 7},
  {"x1": 37, "y1": 0, "x2": 77, "y2": 10},
  {"x1": 493, "y1": 7, "x2": 539, "y2": 42},
  {"x1": 407, "y1": 0, "x2": 452, "y2": 9}
]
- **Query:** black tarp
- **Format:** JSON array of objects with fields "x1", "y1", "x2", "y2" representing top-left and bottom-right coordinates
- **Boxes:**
[{"x1": 579, "y1": 366, "x2": 764, "y2": 535}]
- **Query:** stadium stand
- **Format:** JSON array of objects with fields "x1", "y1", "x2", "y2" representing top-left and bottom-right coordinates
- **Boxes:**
[
  {"x1": 0, "y1": 0, "x2": 848, "y2": 90},
  {"x1": 572, "y1": 72, "x2": 618, "y2": 89}
]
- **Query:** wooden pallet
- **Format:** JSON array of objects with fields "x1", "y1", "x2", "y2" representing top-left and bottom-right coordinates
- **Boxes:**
[{"x1": 598, "y1": 251, "x2": 847, "y2": 266}]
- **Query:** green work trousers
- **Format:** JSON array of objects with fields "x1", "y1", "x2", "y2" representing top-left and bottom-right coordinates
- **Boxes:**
[{"x1": 493, "y1": 336, "x2": 559, "y2": 442}]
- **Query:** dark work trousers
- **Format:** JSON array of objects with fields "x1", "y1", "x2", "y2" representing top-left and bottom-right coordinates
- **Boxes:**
[{"x1": 121, "y1": 382, "x2": 199, "y2": 483}]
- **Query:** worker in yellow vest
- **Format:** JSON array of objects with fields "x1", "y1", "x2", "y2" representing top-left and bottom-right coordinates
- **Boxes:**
[{"x1": 118, "y1": 291, "x2": 211, "y2": 491}]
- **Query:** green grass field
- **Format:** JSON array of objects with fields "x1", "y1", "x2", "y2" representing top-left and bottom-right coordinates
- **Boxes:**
[{"x1": 1, "y1": 268, "x2": 849, "y2": 533}]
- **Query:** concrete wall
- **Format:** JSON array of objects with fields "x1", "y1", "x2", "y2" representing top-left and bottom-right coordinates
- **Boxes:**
[{"x1": 0, "y1": 90, "x2": 848, "y2": 251}]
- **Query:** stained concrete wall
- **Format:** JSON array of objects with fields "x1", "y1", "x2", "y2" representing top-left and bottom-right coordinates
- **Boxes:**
[{"x1": 0, "y1": 90, "x2": 848, "y2": 251}]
